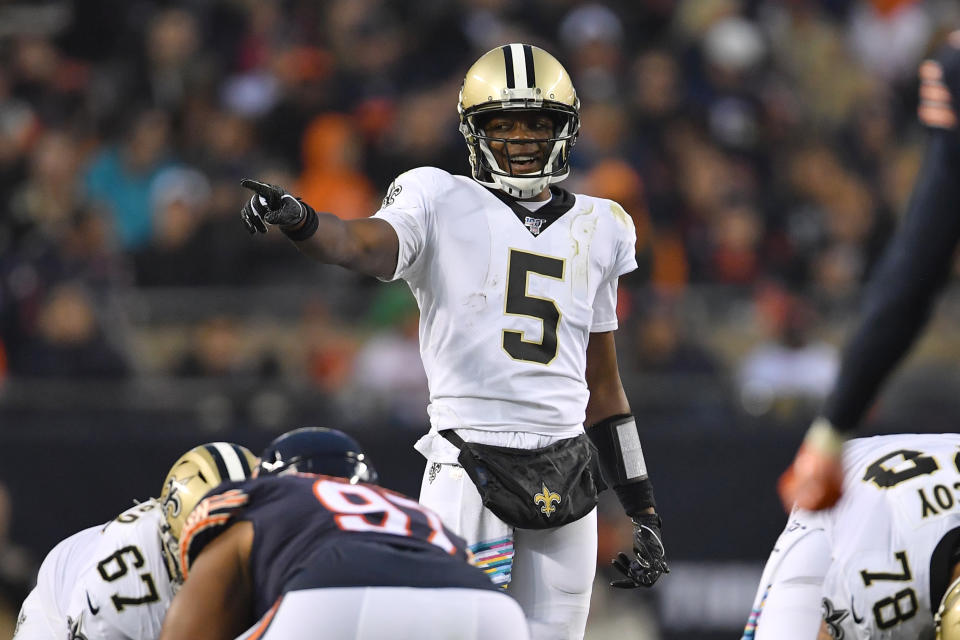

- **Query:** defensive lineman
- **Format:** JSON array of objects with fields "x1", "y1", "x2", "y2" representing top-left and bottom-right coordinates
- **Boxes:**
[
  {"x1": 745, "y1": 433, "x2": 960, "y2": 639},
  {"x1": 160, "y1": 427, "x2": 529, "y2": 639},
  {"x1": 240, "y1": 44, "x2": 667, "y2": 638},
  {"x1": 12, "y1": 442, "x2": 254, "y2": 640}
]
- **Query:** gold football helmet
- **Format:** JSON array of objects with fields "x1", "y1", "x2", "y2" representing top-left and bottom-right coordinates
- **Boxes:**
[
  {"x1": 158, "y1": 442, "x2": 256, "y2": 588},
  {"x1": 458, "y1": 43, "x2": 580, "y2": 199},
  {"x1": 937, "y1": 575, "x2": 960, "y2": 639}
]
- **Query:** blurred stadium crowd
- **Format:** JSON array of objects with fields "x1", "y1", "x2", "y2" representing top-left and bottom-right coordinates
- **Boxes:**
[
  {"x1": 2, "y1": 0, "x2": 960, "y2": 420},
  {"x1": 4, "y1": 0, "x2": 960, "y2": 431},
  {"x1": 4, "y1": 0, "x2": 960, "y2": 637}
]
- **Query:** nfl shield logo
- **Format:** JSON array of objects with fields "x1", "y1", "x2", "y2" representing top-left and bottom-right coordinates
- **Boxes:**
[{"x1": 524, "y1": 216, "x2": 545, "y2": 236}]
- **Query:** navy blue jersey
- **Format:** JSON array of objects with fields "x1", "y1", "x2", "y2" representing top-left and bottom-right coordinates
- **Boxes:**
[{"x1": 180, "y1": 474, "x2": 498, "y2": 619}]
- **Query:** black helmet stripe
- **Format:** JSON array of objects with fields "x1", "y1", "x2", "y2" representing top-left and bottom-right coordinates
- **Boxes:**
[
  {"x1": 502, "y1": 45, "x2": 515, "y2": 89},
  {"x1": 522, "y1": 44, "x2": 536, "y2": 88},
  {"x1": 230, "y1": 443, "x2": 252, "y2": 477},
  {"x1": 204, "y1": 444, "x2": 229, "y2": 480},
  {"x1": 205, "y1": 443, "x2": 249, "y2": 481}
]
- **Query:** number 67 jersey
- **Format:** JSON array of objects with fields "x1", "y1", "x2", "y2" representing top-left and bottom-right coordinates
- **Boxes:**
[
  {"x1": 55, "y1": 501, "x2": 172, "y2": 640},
  {"x1": 373, "y1": 167, "x2": 637, "y2": 435},
  {"x1": 823, "y1": 434, "x2": 960, "y2": 639}
]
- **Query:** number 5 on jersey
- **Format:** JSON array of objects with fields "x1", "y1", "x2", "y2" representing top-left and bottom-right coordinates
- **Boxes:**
[{"x1": 503, "y1": 249, "x2": 565, "y2": 365}]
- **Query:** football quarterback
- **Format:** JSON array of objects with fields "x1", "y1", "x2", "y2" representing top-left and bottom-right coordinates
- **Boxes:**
[
  {"x1": 746, "y1": 434, "x2": 960, "y2": 640},
  {"x1": 159, "y1": 428, "x2": 529, "y2": 640},
  {"x1": 240, "y1": 44, "x2": 666, "y2": 639},
  {"x1": 13, "y1": 442, "x2": 255, "y2": 640}
]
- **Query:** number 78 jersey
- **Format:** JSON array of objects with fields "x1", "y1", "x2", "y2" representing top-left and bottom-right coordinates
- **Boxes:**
[
  {"x1": 373, "y1": 167, "x2": 638, "y2": 434},
  {"x1": 824, "y1": 434, "x2": 960, "y2": 639}
]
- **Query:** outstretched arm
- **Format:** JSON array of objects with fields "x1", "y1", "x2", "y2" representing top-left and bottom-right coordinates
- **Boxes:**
[
  {"x1": 822, "y1": 131, "x2": 960, "y2": 432},
  {"x1": 780, "y1": 39, "x2": 960, "y2": 512},
  {"x1": 159, "y1": 522, "x2": 254, "y2": 640},
  {"x1": 240, "y1": 179, "x2": 399, "y2": 280}
]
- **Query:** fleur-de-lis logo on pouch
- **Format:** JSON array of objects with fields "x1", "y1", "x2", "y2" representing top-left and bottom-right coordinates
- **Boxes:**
[{"x1": 534, "y1": 483, "x2": 561, "y2": 516}]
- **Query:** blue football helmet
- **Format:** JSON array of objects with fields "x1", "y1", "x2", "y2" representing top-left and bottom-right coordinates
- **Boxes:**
[{"x1": 257, "y1": 427, "x2": 379, "y2": 484}]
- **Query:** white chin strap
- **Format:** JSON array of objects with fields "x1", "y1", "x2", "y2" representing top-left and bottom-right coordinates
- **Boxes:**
[
  {"x1": 475, "y1": 141, "x2": 569, "y2": 199},
  {"x1": 494, "y1": 174, "x2": 553, "y2": 199}
]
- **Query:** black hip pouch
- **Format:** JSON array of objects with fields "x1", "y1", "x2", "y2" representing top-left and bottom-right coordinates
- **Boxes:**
[{"x1": 440, "y1": 430, "x2": 607, "y2": 530}]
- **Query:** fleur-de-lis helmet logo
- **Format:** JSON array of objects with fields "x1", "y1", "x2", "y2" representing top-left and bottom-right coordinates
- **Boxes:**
[{"x1": 534, "y1": 483, "x2": 561, "y2": 516}]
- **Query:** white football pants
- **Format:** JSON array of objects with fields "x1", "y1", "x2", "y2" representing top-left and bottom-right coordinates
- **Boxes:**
[
  {"x1": 419, "y1": 460, "x2": 598, "y2": 640},
  {"x1": 234, "y1": 586, "x2": 529, "y2": 640}
]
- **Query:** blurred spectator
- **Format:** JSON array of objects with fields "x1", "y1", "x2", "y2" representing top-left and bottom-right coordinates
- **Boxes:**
[
  {"x1": 621, "y1": 294, "x2": 731, "y2": 426},
  {"x1": 296, "y1": 113, "x2": 376, "y2": 220},
  {"x1": 847, "y1": 0, "x2": 932, "y2": 82},
  {"x1": 0, "y1": 0, "x2": 956, "y2": 437},
  {"x1": 139, "y1": 8, "x2": 209, "y2": 112},
  {"x1": 706, "y1": 198, "x2": 765, "y2": 285},
  {"x1": 12, "y1": 281, "x2": 130, "y2": 379},
  {"x1": 84, "y1": 109, "x2": 173, "y2": 250},
  {"x1": 630, "y1": 297, "x2": 725, "y2": 379},
  {"x1": 173, "y1": 315, "x2": 276, "y2": 380},
  {"x1": 558, "y1": 3, "x2": 625, "y2": 102},
  {"x1": 738, "y1": 288, "x2": 839, "y2": 418},
  {"x1": 132, "y1": 166, "x2": 213, "y2": 287},
  {"x1": 5, "y1": 129, "x2": 80, "y2": 244},
  {"x1": 347, "y1": 284, "x2": 428, "y2": 429},
  {"x1": 298, "y1": 299, "x2": 360, "y2": 395}
]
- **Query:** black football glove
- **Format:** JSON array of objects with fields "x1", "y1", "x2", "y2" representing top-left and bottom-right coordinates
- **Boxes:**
[
  {"x1": 610, "y1": 513, "x2": 669, "y2": 588},
  {"x1": 240, "y1": 179, "x2": 308, "y2": 234}
]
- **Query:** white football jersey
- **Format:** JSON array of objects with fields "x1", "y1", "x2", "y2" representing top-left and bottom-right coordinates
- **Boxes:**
[
  {"x1": 60, "y1": 500, "x2": 173, "y2": 640},
  {"x1": 14, "y1": 525, "x2": 101, "y2": 639},
  {"x1": 373, "y1": 167, "x2": 637, "y2": 435},
  {"x1": 822, "y1": 434, "x2": 960, "y2": 639}
]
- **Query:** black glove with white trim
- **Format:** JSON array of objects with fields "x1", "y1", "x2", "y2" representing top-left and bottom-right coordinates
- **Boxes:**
[
  {"x1": 240, "y1": 179, "x2": 308, "y2": 234},
  {"x1": 611, "y1": 513, "x2": 669, "y2": 588}
]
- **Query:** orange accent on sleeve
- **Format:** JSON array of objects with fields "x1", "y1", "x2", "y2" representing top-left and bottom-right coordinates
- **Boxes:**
[
  {"x1": 246, "y1": 597, "x2": 283, "y2": 640},
  {"x1": 177, "y1": 488, "x2": 249, "y2": 579},
  {"x1": 179, "y1": 514, "x2": 231, "y2": 580}
]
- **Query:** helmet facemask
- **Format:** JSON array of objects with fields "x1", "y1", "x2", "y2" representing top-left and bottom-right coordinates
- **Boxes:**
[{"x1": 460, "y1": 94, "x2": 579, "y2": 199}]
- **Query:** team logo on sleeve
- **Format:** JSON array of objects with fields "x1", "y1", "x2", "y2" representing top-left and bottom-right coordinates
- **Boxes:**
[
  {"x1": 14, "y1": 610, "x2": 26, "y2": 636},
  {"x1": 67, "y1": 613, "x2": 89, "y2": 640},
  {"x1": 534, "y1": 483, "x2": 561, "y2": 516},
  {"x1": 524, "y1": 216, "x2": 545, "y2": 236},
  {"x1": 382, "y1": 182, "x2": 402, "y2": 208},
  {"x1": 821, "y1": 597, "x2": 849, "y2": 639}
]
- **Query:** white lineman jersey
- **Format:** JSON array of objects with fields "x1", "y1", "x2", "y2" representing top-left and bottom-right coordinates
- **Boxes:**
[
  {"x1": 20, "y1": 499, "x2": 174, "y2": 640},
  {"x1": 373, "y1": 167, "x2": 637, "y2": 435},
  {"x1": 14, "y1": 525, "x2": 102, "y2": 639},
  {"x1": 756, "y1": 434, "x2": 960, "y2": 639},
  {"x1": 821, "y1": 434, "x2": 960, "y2": 639}
]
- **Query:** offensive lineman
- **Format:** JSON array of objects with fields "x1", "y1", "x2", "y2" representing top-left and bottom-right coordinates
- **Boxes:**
[
  {"x1": 780, "y1": 32, "x2": 960, "y2": 513},
  {"x1": 12, "y1": 442, "x2": 255, "y2": 640},
  {"x1": 745, "y1": 433, "x2": 960, "y2": 639},
  {"x1": 159, "y1": 427, "x2": 529, "y2": 639},
  {"x1": 239, "y1": 44, "x2": 667, "y2": 638}
]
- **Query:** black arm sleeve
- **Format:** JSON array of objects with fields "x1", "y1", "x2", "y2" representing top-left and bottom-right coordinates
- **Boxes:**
[{"x1": 823, "y1": 129, "x2": 960, "y2": 431}]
